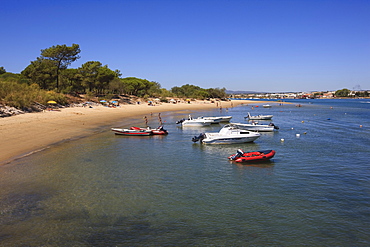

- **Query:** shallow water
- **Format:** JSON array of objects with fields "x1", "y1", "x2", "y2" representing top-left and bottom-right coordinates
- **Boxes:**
[{"x1": 1, "y1": 99, "x2": 370, "y2": 246}]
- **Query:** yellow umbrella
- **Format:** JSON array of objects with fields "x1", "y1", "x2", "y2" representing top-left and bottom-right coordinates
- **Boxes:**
[{"x1": 47, "y1": 100, "x2": 57, "y2": 104}]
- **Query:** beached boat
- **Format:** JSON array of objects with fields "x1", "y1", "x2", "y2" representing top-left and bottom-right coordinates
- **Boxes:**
[
  {"x1": 176, "y1": 115, "x2": 213, "y2": 127},
  {"x1": 245, "y1": 112, "x2": 273, "y2": 120},
  {"x1": 232, "y1": 122, "x2": 279, "y2": 132},
  {"x1": 130, "y1": 126, "x2": 168, "y2": 135},
  {"x1": 111, "y1": 128, "x2": 152, "y2": 136},
  {"x1": 228, "y1": 149, "x2": 276, "y2": 163},
  {"x1": 191, "y1": 124, "x2": 261, "y2": 144}
]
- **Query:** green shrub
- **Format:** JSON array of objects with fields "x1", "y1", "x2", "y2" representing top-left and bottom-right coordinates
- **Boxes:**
[{"x1": 0, "y1": 80, "x2": 67, "y2": 109}]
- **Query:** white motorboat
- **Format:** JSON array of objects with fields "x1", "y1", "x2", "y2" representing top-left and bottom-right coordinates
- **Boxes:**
[
  {"x1": 263, "y1": 104, "x2": 272, "y2": 108},
  {"x1": 232, "y1": 122, "x2": 279, "y2": 132},
  {"x1": 195, "y1": 116, "x2": 222, "y2": 124},
  {"x1": 176, "y1": 115, "x2": 213, "y2": 127},
  {"x1": 191, "y1": 124, "x2": 261, "y2": 144},
  {"x1": 245, "y1": 112, "x2": 273, "y2": 120},
  {"x1": 218, "y1": 116, "x2": 232, "y2": 122}
]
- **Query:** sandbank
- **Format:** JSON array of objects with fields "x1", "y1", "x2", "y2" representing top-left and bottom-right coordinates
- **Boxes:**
[{"x1": 0, "y1": 100, "x2": 258, "y2": 165}]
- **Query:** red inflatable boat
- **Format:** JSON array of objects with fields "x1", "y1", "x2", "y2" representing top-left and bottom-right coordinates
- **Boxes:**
[{"x1": 228, "y1": 149, "x2": 276, "y2": 163}]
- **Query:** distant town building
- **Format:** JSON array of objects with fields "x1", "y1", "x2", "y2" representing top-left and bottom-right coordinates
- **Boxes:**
[{"x1": 229, "y1": 90, "x2": 368, "y2": 99}]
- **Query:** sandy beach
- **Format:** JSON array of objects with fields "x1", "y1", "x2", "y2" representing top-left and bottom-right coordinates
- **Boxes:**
[{"x1": 0, "y1": 100, "x2": 254, "y2": 165}]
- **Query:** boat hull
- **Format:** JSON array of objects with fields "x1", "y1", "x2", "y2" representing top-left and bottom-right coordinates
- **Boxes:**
[
  {"x1": 192, "y1": 124, "x2": 261, "y2": 144},
  {"x1": 177, "y1": 115, "x2": 214, "y2": 127},
  {"x1": 130, "y1": 126, "x2": 168, "y2": 135},
  {"x1": 246, "y1": 116, "x2": 273, "y2": 120},
  {"x1": 196, "y1": 116, "x2": 232, "y2": 123},
  {"x1": 233, "y1": 123, "x2": 275, "y2": 132},
  {"x1": 197, "y1": 117, "x2": 222, "y2": 124},
  {"x1": 182, "y1": 120, "x2": 212, "y2": 127},
  {"x1": 201, "y1": 135, "x2": 260, "y2": 144},
  {"x1": 229, "y1": 150, "x2": 276, "y2": 162},
  {"x1": 245, "y1": 112, "x2": 273, "y2": 120},
  {"x1": 151, "y1": 130, "x2": 168, "y2": 135},
  {"x1": 219, "y1": 116, "x2": 232, "y2": 122},
  {"x1": 111, "y1": 128, "x2": 152, "y2": 136}
]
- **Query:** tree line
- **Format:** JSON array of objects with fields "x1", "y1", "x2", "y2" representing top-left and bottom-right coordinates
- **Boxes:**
[
  {"x1": 334, "y1": 88, "x2": 369, "y2": 97},
  {"x1": 1, "y1": 44, "x2": 227, "y2": 104}
]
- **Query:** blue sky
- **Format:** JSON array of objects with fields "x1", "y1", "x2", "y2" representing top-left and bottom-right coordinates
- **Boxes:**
[{"x1": 1, "y1": 0, "x2": 369, "y2": 92}]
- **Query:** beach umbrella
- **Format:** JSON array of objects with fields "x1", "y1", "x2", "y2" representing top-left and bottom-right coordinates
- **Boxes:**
[
  {"x1": 47, "y1": 100, "x2": 57, "y2": 104},
  {"x1": 100, "y1": 100, "x2": 107, "y2": 103},
  {"x1": 154, "y1": 98, "x2": 160, "y2": 101},
  {"x1": 111, "y1": 100, "x2": 118, "y2": 104}
]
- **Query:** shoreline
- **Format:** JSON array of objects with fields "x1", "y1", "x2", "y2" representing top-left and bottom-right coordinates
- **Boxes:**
[{"x1": 0, "y1": 100, "x2": 263, "y2": 165}]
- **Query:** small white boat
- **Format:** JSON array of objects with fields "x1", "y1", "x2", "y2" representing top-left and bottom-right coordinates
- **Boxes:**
[
  {"x1": 195, "y1": 116, "x2": 223, "y2": 124},
  {"x1": 176, "y1": 115, "x2": 213, "y2": 127},
  {"x1": 111, "y1": 128, "x2": 152, "y2": 136},
  {"x1": 218, "y1": 116, "x2": 233, "y2": 122},
  {"x1": 193, "y1": 116, "x2": 232, "y2": 124},
  {"x1": 245, "y1": 112, "x2": 273, "y2": 120},
  {"x1": 263, "y1": 104, "x2": 272, "y2": 108},
  {"x1": 192, "y1": 124, "x2": 261, "y2": 144},
  {"x1": 232, "y1": 122, "x2": 279, "y2": 132}
]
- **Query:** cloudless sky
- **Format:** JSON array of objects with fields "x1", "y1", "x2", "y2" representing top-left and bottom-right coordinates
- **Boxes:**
[{"x1": 1, "y1": 0, "x2": 369, "y2": 92}]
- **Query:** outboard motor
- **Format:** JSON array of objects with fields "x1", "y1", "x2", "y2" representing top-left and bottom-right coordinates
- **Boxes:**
[
  {"x1": 158, "y1": 125, "x2": 167, "y2": 132},
  {"x1": 229, "y1": 149, "x2": 244, "y2": 160},
  {"x1": 192, "y1": 133, "x2": 205, "y2": 142},
  {"x1": 176, "y1": 119, "x2": 185, "y2": 124},
  {"x1": 269, "y1": 122, "x2": 279, "y2": 130}
]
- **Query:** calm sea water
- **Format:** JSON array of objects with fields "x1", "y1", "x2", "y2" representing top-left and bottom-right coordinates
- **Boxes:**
[{"x1": 1, "y1": 99, "x2": 369, "y2": 246}]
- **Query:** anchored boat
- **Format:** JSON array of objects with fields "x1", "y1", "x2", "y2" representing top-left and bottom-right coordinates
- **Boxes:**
[
  {"x1": 176, "y1": 115, "x2": 213, "y2": 127},
  {"x1": 192, "y1": 124, "x2": 260, "y2": 144},
  {"x1": 228, "y1": 149, "x2": 276, "y2": 162},
  {"x1": 245, "y1": 112, "x2": 273, "y2": 120},
  {"x1": 232, "y1": 122, "x2": 279, "y2": 132}
]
